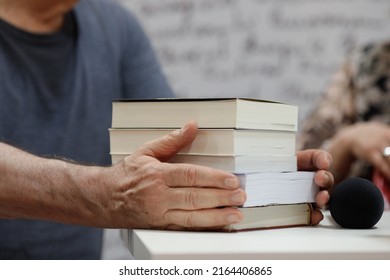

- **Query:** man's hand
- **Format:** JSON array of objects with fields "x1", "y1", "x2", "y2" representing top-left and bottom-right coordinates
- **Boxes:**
[
  {"x1": 297, "y1": 149, "x2": 334, "y2": 225},
  {"x1": 104, "y1": 121, "x2": 246, "y2": 230}
]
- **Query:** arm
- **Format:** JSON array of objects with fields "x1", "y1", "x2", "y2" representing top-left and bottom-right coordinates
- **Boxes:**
[
  {"x1": 0, "y1": 122, "x2": 246, "y2": 230},
  {"x1": 0, "y1": 142, "x2": 106, "y2": 225}
]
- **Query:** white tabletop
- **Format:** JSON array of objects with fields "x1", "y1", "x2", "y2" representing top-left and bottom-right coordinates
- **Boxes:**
[{"x1": 123, "y1": 211, "x2": 390, "y2": 260}]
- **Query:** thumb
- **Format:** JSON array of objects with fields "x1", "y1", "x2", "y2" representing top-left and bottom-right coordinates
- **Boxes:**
[{"x1": 135, "y1": 121, "x2": 198, "y2": 161}]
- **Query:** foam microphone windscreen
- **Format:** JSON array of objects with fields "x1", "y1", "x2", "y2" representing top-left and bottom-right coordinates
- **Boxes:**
[{"x1": 329, "y1": 177, "x2": 384, "y2": 229}]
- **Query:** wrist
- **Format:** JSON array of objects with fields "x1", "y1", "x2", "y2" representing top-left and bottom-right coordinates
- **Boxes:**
[{"x1": 58, "y1": 161, "x2": 111, "y2": 227}]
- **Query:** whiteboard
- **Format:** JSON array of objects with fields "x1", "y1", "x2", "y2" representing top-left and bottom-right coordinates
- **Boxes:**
[{"x1": 116, "y1": 0, "x2": 390, "y2": 124}]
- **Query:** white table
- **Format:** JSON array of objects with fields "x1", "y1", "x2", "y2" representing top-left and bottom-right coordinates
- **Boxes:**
[{"x1": 122, "y1": 211, "x2": 390, "y2": 260}]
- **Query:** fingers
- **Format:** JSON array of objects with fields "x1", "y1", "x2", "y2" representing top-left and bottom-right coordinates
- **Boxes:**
[
  {"x1": 116, "y1": 153, "x2": 246, "y2": 229},
  {"x1": 165, "y1": 187, "x2": 246, "y2": 210},
  {"x1": 164, "y1": 207, "x2": 244, "y2": 229},
  {"x1": 162, "y1": 162, "x2": 240, "y2": 189},
  {"x1": 315, "y1": 189, "x2": 330, "y2": 209},
  {"x1": 314, "y1": 170, "x2": 334, "y2": 190},
  {"x1": 134, "y1": 121, "x2": 198, "y2": 162},
  {"x1": 298, "y1": 149, "x2": 333, "y2": 208},
  {"x1": 296, "y1": 150, "x2": 333, "y2": 223},
  {"x1": 297, "y1": 149, "x2": 333, "y2": 171},
  {"x1": 155, "y1": 187, "x2": 246, "y2": 229},
  {"x1": 370, "y1": 150, "x2": 390, "y2": 179},
  {"x1": 310, "y1": 208, "x2": 324, "y2": 226}
]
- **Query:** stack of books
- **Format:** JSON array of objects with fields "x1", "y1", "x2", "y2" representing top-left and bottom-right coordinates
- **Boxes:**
[{"x1": 109, "y1": 98, "x2": 317, "y2": 231}]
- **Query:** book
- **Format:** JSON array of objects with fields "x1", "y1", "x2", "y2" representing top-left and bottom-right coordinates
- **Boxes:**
[
  {"x1": 112, "y1": 98, "x2": 298, "y2": 131},
  {"x1": 235, "y1": 171, "x2": 317, "y2": 207},
  {"x1": 223, "y1": 203, "x2": 312, "y2": 231},
  {"x1": 109, "y1": 128, "x2": 296, "y2": 156},
  {"x1": 110, "y1": 154, "x2": 298, "y2": 173}
]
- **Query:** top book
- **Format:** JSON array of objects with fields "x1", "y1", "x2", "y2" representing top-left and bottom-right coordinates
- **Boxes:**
[{"x1": 112, "y1": 98, "x2": 298, "y2": 131}]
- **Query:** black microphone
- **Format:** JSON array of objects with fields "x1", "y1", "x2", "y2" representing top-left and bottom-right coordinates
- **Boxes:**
[{"x1": 329, "y1": 177, "x2": 384, "y2": 229}]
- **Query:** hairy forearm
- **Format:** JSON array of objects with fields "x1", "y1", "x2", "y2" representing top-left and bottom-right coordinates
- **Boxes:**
[{"x1": 0, "y1": 142, "x2": 109, "y2": 227}]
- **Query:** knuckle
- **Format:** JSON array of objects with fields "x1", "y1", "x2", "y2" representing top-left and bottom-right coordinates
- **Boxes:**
[
  {"x1": 184, "y1": 166, "x2": 197, "y2": 185},
  {"x1": 183, "y1": 212, "x2": 195, "y2": 228},
  {"x1": 147, "y1": 166, "x2": 164, "y2": 179},
  {"x1": 122, "y1": 155, "x2": 140, "y2": 172},
  {"x1": 185, "y1": 189, "x2": 199, "y2": 209}
]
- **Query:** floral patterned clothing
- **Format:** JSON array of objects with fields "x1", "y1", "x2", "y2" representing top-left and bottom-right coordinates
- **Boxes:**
[{"x1": 298, "y1": 41, "x2": 390, "y2": 180}]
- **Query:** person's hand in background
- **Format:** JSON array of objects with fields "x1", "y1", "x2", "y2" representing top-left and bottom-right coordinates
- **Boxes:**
[{"x1": 324, "y1": 121, "x2": 390, "y2": 184}]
